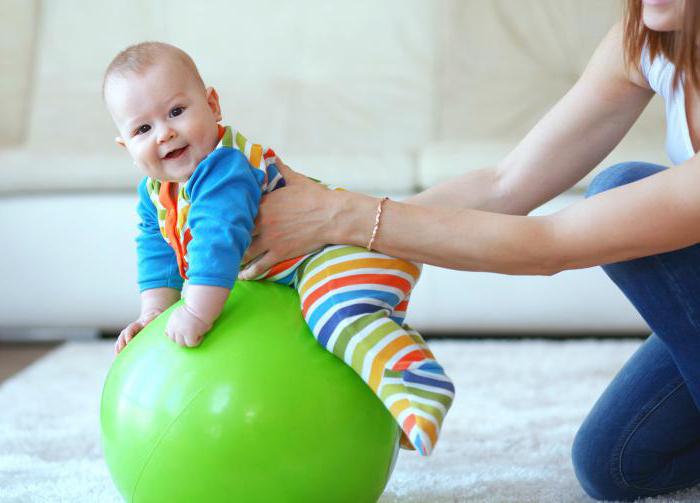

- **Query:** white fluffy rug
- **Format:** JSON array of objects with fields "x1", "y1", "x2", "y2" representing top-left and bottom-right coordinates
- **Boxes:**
[{"x1": 2, "y1": 339, "x2": 700, "y2": 503}]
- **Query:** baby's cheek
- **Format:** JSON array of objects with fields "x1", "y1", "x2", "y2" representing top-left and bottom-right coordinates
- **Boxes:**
[{"x1": 202, "y1": 121, "x2": 221, "y2": 154}]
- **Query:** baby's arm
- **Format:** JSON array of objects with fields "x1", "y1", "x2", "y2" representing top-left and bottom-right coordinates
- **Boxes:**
[
  {"x1": 164, "y1": 285, "x2": 229, "y2": 347},
  {"x1": 116, "y1": 178, "x2": 185, "y2": 354},
  {"x1": 116, "y1": 287, "x2": 180, "y2": 353},
  {"x1": 164, "y1": 148, "x2": 263, "y2": 348}
]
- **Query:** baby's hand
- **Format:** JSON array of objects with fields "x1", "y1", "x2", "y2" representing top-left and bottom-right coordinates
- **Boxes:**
[
  {"x1": 115, "y1": 311, "x2": 161, "y2": 354},
  {"x1": 165, "y1": 305, "x2": 211, "y2": 348}
]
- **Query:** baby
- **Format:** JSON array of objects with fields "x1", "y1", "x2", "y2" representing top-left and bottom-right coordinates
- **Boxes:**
[{"x1": 103, "y1": 41, "x2": 454, "y2": 456}]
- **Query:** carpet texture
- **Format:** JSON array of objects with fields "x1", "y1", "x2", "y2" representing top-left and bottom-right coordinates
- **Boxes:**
[{"x1": 1, "y1": 339, "x2": 700, "y2": 503}]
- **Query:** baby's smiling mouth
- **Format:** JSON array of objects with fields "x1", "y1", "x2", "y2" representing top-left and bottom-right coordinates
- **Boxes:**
[{"x1": 163, "y1": 145, "x2": 188, "y2": 160}]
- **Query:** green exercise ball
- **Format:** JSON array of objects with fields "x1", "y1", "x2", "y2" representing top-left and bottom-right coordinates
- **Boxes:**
[{"x1": 100, "y1": 281, "x2": 400, "y2": 503}]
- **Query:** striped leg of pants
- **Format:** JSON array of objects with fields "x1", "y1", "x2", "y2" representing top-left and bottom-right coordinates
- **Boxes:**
[{"x1": 296, "y1": 245, "x2": 455, "y2": 456}]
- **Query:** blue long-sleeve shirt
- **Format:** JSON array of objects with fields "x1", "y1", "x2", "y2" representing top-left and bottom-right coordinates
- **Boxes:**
[{"x1": 136, "y1": 142, "x2": 266, "y2": 292}]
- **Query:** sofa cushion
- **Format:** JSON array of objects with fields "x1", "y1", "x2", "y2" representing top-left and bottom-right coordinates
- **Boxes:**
[
  {"x1": 0, "y1": 148, "x2": 416, "y2": 195},
  {"x1": 419, "y1": 99, "x2": 669, "y2": 193}
]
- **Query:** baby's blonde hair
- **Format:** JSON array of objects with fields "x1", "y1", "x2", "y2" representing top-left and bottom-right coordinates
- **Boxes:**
[{"x1": 102, "y1": 41, "x2": 205, "y2": 99}]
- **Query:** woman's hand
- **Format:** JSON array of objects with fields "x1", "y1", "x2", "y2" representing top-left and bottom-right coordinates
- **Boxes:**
[{"x1": 238, "y1": 157, "x2": 341, "y2": 279}]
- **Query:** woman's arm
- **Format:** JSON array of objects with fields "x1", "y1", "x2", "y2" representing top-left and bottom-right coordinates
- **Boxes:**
[
  {"x1": 240, "y1": 22, "x2": 659, "y2": 278},
  {"x1": 336, "y1": 154, "x2": 700, "y2": 275},
  {"x1": 407, "y1": 22, "x2": 653, "y2": 214},
  {"x1": 547, "y1": 156, "x2": 700, "y2": 272}
]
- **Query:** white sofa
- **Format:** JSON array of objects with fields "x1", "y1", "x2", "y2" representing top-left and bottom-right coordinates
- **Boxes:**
[{"x1": 1, "y1": 0, "x2": 666, "y2": 335}]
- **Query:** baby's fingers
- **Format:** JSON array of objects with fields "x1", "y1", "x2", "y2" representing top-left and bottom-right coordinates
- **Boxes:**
[
  {"x1": 166, "y1": 327, "x2": 204, "y2": 348},
  {"x1": 124, "y1": 322, "x2": 143, "y2": 344},
  {"x1": 115, "y1": 323, "x2": 139, "y2": 354},
  {"x1": 174, "y1": 331, "x2": 187, "y2": 347},
  {"x1": 114, "y1": 334, "x2": 124, "y2": 354},
  {"x1": 165, "y1": 324, "x2": 185, "y2": 347},
  {"x1": 184, "y1": 333, "x2": 203, "y2": 348}
]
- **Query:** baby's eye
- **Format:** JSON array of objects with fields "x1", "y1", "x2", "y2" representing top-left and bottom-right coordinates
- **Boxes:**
[
  {"x1": 134, "y1": 124, "x2": 150, "y2": 136},
  {"x1": 170, "y1": 107, "x2": 184, "y2": 117}
]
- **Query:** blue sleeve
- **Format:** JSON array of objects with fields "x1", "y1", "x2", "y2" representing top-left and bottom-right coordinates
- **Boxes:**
[
  {"x1": 184, "y1": 148, "x2": 263, "y2": 288},
  {"x1": 135, "y1": 178, "x2": 184, "y2": 292}
]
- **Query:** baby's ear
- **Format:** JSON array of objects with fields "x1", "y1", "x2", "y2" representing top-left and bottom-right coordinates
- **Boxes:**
[
  {"x1": 206, "y1": 87, "x2": 222, "y2": 122},
  {"x1": 115, "y1": 136, "x2": 126, "y2": 148}
]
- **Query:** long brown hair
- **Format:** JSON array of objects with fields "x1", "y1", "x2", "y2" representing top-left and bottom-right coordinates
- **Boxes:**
[{"x1": 623, "y1": 0, "x2": 700, "y2": 91}]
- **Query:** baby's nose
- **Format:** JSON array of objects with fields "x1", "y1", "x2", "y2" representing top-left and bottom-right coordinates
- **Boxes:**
[{"x1": 157, "y1": 127, "x2": 176, "y2": 144}]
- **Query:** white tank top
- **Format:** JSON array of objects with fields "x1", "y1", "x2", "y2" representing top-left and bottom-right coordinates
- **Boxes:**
[{"x1": 640, "y1": 46, "x2": 695, "y2": 164}]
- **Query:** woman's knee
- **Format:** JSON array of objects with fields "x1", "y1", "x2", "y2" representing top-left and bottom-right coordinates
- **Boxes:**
[
  {"x1": 586, "y1": 162, "x2": 667, "y2": 198},
  {"x1": 571, "y1": 420, "x2": 628, "y2": 501},
  {"x1": 571, "y1": 410, "x2": 651, "y2": 502}
]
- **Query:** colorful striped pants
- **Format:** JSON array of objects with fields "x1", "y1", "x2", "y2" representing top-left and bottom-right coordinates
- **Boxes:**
[{"x1": 289, "y1": 245, "x2": 455, "y2": 456}]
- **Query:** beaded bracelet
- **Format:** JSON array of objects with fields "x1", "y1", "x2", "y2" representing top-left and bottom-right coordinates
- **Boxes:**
[{"x1": 367, "y1": 197, "x2": 389, "y2": 251}]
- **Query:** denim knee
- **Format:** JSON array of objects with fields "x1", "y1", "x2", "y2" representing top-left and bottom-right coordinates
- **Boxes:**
[
  {"x1": 586, "y1": 162, "x2": 667, "y2": 199},
  {"x1": 571, "y1": 421, "x2": 638, "y2": 501},
  {"x1": 572, "y1": 422, "x2": 617, "y2": 501}
]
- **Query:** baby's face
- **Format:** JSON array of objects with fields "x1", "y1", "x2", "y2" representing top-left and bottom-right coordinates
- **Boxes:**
[{"x1": 105, "y1": 59, "x2": 221, "y2": 182}]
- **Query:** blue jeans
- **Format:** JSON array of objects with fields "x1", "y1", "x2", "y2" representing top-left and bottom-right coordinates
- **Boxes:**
[{"x1": 571, "y1": 162, "x2": 700, "y2": 501}]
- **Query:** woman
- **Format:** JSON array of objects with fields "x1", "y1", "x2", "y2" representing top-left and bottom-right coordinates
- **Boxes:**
[{"x1": 241, "y1": 0, "x2": 700, "y2": 500}]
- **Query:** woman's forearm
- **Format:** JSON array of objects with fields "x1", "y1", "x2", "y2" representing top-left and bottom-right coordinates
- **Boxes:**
[
  {"x1": 404, "y1": 166, "x2": 518, "y2": 213},
  {"x1": 331, "y1": 191, "x2": 556, "y2": 275},
  {"x1": 333, "y1": 158, "x2": 700, "y2": 276}
]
